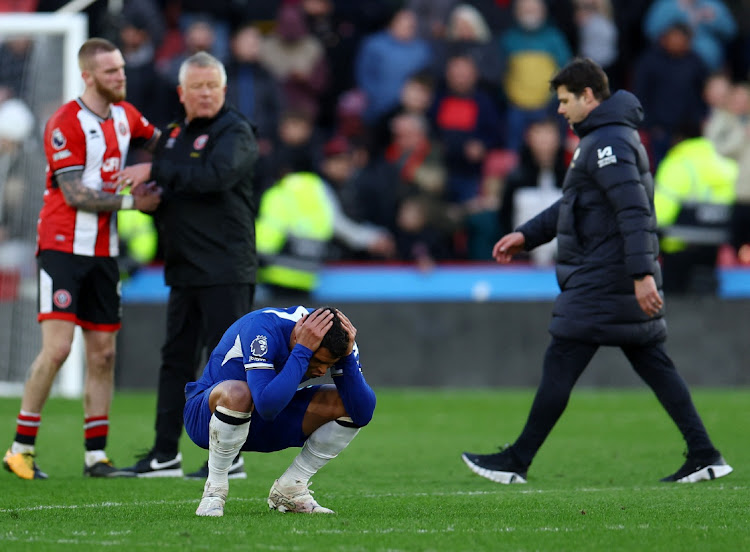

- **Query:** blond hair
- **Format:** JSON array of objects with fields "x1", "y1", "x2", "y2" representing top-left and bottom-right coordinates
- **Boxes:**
[{"x1": 78, "y1": 37, "x2": 118, "y2": 71}]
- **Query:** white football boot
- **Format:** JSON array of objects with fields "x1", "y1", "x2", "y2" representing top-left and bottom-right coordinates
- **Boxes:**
[
  {"x1": 267, "y1": 479, "x2": 335, "y2": 514},
  {"x1": 196, "y1": 481, "x2": 228, "y2": 517}
]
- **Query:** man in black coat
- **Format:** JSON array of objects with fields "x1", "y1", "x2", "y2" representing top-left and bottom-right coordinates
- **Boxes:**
[
  {"x1": 462, "y1": 58, "x2": 732, "y2": 484},
  {"x1": 115, "y1": 52, "x2": 258, "y2": 478}
]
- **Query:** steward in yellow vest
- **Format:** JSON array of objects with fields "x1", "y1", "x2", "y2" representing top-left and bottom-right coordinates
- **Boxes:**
[
  {"x1": 654, "y1": 133, "x2": 737, "y2": 293},
  {"x1": 255, "y1": 172, "x2": 335, "y2": 293},
  {"x1": 654, "y1": 136, "x2": 737, "y2": 253}
]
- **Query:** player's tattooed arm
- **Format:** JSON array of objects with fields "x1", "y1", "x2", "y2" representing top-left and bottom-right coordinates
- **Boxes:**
[{"x1": 57, "y1": 170, "x2": 127, "y2": 212}]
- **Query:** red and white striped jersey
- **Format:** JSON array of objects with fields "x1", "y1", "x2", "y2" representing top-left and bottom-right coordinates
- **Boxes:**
[{"x1": 38, "y1": 99, "x2": 157, "y2": 257}]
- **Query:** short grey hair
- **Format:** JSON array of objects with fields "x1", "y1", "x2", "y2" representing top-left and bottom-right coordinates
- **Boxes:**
[{"x1": 178, "y1": 51, "x2": 227, "y2": 87}]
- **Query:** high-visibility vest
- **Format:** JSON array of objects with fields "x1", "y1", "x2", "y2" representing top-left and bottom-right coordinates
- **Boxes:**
[
  {"x1": 654, "y1": 137, "x2": 737, "y2": 253},
  {"x1": 256, "y1": 172, "x2": 335, "y2": 291},
  {"x1": 117, "y1": 209, "x2": 158, "y2": 264}
]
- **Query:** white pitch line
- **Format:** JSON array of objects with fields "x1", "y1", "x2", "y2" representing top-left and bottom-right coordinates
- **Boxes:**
[
  {"x1": 0, "y1": 484, "x2": 746, "y2": 514},
  {"x1": 0, "y1": 498, "x2": 264, "y2": 514},
  {"x1": 0, "y1": 534, "x2": 303, "y2": 550}
]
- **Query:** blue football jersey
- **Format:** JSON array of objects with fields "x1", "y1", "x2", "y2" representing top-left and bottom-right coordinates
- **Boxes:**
[
  {"x1": 186, "y1": 305, "x2": 363, "y2": 402},
  {"x1": 185, "y1": 304, "x2": 375, "y2": 431}
]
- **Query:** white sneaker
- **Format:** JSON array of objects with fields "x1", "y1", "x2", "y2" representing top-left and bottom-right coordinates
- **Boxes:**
[
  {"x1": 660, "y1": 452, "x2": 733, "y2": 483},
  {"x1": 196, "y1": 481, "x2": 228, "y2": 517},
  {"x1": 267, "y1": 479, "x2": 335, "y2": 514}
]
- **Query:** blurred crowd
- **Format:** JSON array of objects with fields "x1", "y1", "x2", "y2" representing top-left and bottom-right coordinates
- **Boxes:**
[{"x1": 1, "y1": 0, "x2": 750, "y2": 292}]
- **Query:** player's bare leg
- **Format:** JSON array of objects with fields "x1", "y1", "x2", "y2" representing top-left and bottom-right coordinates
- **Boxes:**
[
  {"x1": 4, "y1": 320, "x2": 73, "y2": 480},
  {"x1": 22, "y1": 320, "x2": 75, "y2": 413},
  {"x1": 80, "y1": 330, "x2": 132, "y2": 477}
]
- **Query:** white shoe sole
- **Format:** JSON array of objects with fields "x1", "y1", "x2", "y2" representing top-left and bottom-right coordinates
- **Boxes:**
[
  {"x1": 136, "y1": 468, "x2": 184, "y2": 478},
  {"x1": 462, "y1": 453, "x2": 527, "y2": 484},
  {"x1": 675, "y1": 463, "x2": 734, "y2": 483}
]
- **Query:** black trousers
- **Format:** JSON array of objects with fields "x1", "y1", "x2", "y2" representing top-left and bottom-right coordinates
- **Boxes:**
[
  {"x1": 154, "y1": 283, "x2": 254, "y2": 454},
  {"x1": 512, "y1": 336, "x2": 716, "y2": 467}
]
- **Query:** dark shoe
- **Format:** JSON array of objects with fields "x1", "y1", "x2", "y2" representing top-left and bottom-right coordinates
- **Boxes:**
[
  {"x1": 3, "y1": 448, "x2": 48, "y2": 480},
  {"x1": 660, "y1": 450, "x2": 733, "y2": 483},
  {"x1": 84, "y1": 459, "x2": 136, "y2": 478},
  {"x1": 123, "y1": 450, "x2": 183, "y2": 478},
  {"x1": 462, "y1": 446, "x2": 528, "y2": 484},
  {"x1": 185, "y1": 454, "x2": 246, "y2": 480}
]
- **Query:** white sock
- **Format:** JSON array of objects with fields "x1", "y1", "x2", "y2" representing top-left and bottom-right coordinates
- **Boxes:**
[
  {"x1": 207, "y1": 406, "x2": 251, "y2": 489},
  {"x1": 11, "y1": 442, "x2": 34, "y2": 455},
  {"x1": 85, "y1": 449, "x2": 107, "y2": 467},
  {"x1": 278, "y1": 420, "x2": 360, "y2": 487}
]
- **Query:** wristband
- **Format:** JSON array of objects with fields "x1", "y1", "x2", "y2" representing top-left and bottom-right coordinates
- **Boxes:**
[{"x1": 121, "y1": 195, "x2": 134, "y2": 210}]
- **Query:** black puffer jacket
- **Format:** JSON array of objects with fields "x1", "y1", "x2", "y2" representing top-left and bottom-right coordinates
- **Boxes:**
[
  {"x1": 517, "y1": 90, "x2": 666, "y2": 345},
  {"x1": 152, "y1": 106, "x2": 259, "y2": 287}
]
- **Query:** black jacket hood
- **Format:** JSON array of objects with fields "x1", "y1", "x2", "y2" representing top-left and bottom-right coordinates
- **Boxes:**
[{"x1": 574, "y1": 90, "x2": 644, "y2": 137}]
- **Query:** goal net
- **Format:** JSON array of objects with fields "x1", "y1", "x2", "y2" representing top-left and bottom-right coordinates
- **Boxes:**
[{"x1": 0, "y1": 12, "x2": 87, "y2": 397}]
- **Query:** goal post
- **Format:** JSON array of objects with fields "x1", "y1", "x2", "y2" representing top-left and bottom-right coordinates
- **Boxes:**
[
  {"x1": 0, "y1": 13, "x2": 87, "y2": 104},
  {"x1": 0, "y1": 12, "x2": 88, "y2": 398}
]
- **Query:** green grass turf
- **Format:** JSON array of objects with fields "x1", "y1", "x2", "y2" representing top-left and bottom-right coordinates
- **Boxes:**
[{"x1": 0, "y1": 389, "x2": 748, "y2": 551}]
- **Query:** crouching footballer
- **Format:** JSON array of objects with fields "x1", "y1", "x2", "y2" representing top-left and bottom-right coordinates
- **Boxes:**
[{"x1": 183, "y1": 306, "x2": 376, "y2": 516}]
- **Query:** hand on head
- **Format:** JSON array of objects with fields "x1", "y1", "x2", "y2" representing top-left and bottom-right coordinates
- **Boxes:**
[
  {"x1": 294, "y1": 308, "x2": 334, "y2": 351},
  {"x1": 335, "y1": 309, "x2": 357, "y2": 356}
]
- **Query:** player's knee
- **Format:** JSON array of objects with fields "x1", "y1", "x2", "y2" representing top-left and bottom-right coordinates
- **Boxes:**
[
  {"x1": 95, "y1": 345, "x2": 116, "y2": 367},
  {"x1": 43, "y1": 340, "x2": 72, "y2": 368},
  {"x1": 84, "y1": 346, "x2": 116, "y2": 377},
  {"x1": 210, "y1": 380, "x2": 252, "y2": 413}
]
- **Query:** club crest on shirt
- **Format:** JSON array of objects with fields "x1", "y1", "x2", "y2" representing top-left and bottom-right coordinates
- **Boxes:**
[
  {"x1": 193, "y1": 134, "x2": 208, "y2": 150},
  {"x1": 249, "y1": 334, "x2": 268, "y2": 360},
  {"x1": 118, "y1": 121, "x2": 128, "y2": 135},
  {"x1": 51, "y1": 128, "x2": 66, "y2": 150}
]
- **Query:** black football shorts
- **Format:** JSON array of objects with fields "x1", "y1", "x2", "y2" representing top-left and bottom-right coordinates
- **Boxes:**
[{"x1": 37, "y1": 250, "x2": 121, "y2": 331}]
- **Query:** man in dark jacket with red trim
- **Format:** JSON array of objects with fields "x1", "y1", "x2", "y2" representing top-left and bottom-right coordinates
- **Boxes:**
[
  {"x1": 462, "y1": 58, "x2": 732, "y2": 485},
  {"x1": 115, "y1": 51, "x2": 259, "y2": 479}
]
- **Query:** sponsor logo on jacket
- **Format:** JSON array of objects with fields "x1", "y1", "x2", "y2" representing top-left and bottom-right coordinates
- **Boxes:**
[{"x1": 597, "y1": 146, "x2": 617, "y2": 168}]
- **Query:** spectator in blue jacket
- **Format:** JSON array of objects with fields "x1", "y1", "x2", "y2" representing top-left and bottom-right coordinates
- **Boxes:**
[
  {"x1": 644, "y1": 0, "x2": 737, "y2": 72},
  {"x1": 355, "y1": 9, "x2": 433, "y2": 124}
]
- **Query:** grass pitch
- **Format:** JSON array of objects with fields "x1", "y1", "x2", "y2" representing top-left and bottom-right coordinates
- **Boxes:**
[{"x1": 0, "y1": 389, "x2": 748, "y2": 551}]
